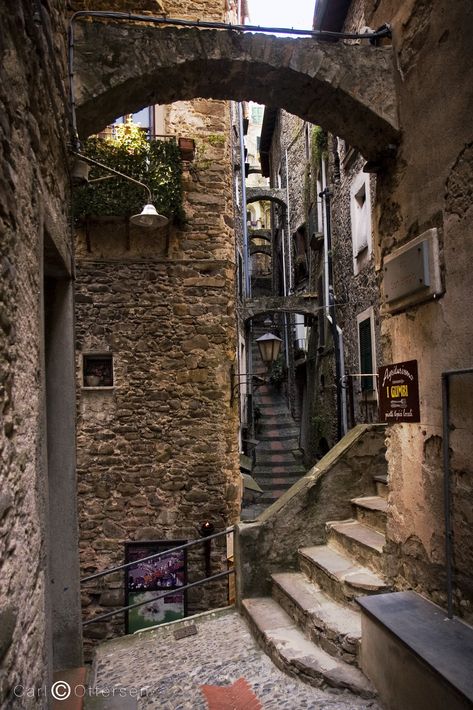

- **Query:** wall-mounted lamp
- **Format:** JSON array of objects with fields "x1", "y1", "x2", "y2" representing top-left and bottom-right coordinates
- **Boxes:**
[
  {"x1": 256, "y1": 332, "x2": 282, "y2": 367},
  {"x1": 71, "y1": 151, "x2": 169, "y2": 229}
]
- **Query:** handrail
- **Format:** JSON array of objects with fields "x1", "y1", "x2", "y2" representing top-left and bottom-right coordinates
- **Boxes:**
[
  {"x1": 81, "y1": 526, "x2": 234, "y2": 583},
  {"x1": 83, "y1": 568, "x2": 234, "y2": 626}
]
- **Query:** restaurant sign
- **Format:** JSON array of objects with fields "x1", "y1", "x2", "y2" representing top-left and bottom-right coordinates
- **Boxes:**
[{"x1": 378, "y1": 359, "x2": 420, "y2": 423}]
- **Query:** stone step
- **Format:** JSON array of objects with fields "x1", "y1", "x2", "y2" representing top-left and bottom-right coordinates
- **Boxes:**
[
  {"x1": 253, "y1": 474, "x2": 300, "y2": 495},
  {"x1": 271, "y1": 572, "x2": 362, "y2": 665},
  {"x1": 257, "y1": 415, "x2": 296, "y2": 427},
  {"x1": 255, "y1": 457, "x2": 304, "y2": 471},
  {"x1": 373, "y1": 473, "x2": 389, "y2": 499},
  {"x1": 254, "y1": 402, "x2": 293, "y2": 421},
  {"x1": 299, "y1": 545, "x2": 390, "y2": 608},
  {"x1": 326, "y1": 519, "x2": 385, "y2": 574},
  {"x1": 256, "y1": 450, "x2": 303, "y2": 463},
  {"x1": 351, "y1": 495, "x2": 388, "y2": 533},
  {"x1": 257, "y1": 418, "x2": 299, "y2": 431},
  {"x1": 253, "y1": 464, "x2": 306, "y2": 476},
  {"x1": 257, "y1": 430, "x2": 300, "y2": 443},
  {"x1": 241, "y1": 597, "x2": 375, "y2": 697},
  {"x1": 256, "y1": 438, "x2": 300, "y2": 452}
]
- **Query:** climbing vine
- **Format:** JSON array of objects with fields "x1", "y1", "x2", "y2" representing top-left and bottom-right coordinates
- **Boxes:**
[
  {"x1": 303, "y1": 125, "x2": 328, "y2": 221},
  {"x1": 73, "y1": 123, "x2": 185, "y2": 224}
]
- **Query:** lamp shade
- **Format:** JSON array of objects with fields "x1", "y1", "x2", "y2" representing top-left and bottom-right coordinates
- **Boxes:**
[
  {"x1": 130, "y1": 204, "x2": 169, "y2": 229},
  {"x1": 71, "y1": 158, "x2": 91, "y2": 185},
  {"x1": 256, "y1": 332, "x2": 282, "y2": 365}
]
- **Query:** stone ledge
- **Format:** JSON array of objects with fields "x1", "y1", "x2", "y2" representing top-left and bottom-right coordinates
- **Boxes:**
[{"x1": 358, "y1": 591, "x2": 473, "y2": 709}]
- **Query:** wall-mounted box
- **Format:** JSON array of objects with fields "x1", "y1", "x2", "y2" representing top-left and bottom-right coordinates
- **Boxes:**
[{"x1": 382, "y1": 228, "x2": 443, "y2": 313}]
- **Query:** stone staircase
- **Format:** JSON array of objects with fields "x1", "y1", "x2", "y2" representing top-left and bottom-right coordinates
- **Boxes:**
[
  {"x1": 253, "y1": 384, "x2": 306, "y2": 505},
  {"x1": 242, "y1": 470, "x2": 390, "y2": 697}
]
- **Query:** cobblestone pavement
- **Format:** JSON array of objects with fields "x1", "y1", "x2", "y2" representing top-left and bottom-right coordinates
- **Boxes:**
[{"x1": 88, "y1": 608, "x2": 382, "y2": 710}]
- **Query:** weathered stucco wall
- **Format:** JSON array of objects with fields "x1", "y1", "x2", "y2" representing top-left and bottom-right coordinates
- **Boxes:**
[
  {"x1": 0, "y1": 0, "x2": 81, "y2": 704},
  {"x1": 343, "y1": 0, "x2": 473, "y2": 616}
]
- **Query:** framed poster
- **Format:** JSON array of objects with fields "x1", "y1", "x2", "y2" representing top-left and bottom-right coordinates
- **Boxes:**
[
  {"x1": 124, "y1": 540, "x2": 187, "y2": 634},
  {"x1": 378, "y1": 359, "x2": 420, "y2": 423}
]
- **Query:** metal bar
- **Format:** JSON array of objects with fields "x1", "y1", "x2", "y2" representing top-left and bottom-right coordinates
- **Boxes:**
[
  {"x1": 441, "y1": 367, "x2": 473, "y2": 619},
  {"x1": 69, "y1": 11, "x2": 392, "y2": 41},
  {"x1": 82, "y1": 568, "x2": 233, "y2": 626},
  {"x1": 71, "y1": 151, "x2": 152, "y2": 202},
  {"x1": 81, "y1": 527, "x2": 234, "y2": 583},
  {"x1": 442, "y1": 371, "x2": 453, "y2": 619}
]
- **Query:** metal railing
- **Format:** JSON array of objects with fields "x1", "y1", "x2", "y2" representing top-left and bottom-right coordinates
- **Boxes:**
[{"x1": 81, "y1": 526, "x2": 235, "y2": 627}]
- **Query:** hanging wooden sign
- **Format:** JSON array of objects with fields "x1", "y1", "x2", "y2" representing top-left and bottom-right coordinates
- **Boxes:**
[{"x1": 378, "y1": 359, "x2": 420, "y2": 423}]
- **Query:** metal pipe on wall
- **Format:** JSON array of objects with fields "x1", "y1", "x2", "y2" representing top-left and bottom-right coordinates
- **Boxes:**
[
  {"x1": 238, "y1": 102, "x2": 251, "y2": 298},
  {"x1": 441, "y1": 367, "x2": 473, "y2": 619}
]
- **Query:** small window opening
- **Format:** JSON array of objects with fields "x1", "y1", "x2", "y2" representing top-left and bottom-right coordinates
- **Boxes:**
[{"x1": 83, "y1": 354, "x2": 114, "y2": 388}]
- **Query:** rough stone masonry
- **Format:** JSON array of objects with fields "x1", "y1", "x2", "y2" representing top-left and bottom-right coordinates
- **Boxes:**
[{"x1": 74, "y1": 0, "x2": 241, "y2": 657}]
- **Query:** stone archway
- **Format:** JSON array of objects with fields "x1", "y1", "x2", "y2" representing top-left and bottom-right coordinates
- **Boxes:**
[
  {"x1": 243, "y1": 294, "x2": 319, "y2": 322},
  {"x1": 246, "y1": 188, "x2": 286, "y2": 208},
  {"x1": 250, "y1": 245, "x2": 271, "y2": 257},
  {"x1": 74, "y1": 22, "x2": 399, "y2": 160}
]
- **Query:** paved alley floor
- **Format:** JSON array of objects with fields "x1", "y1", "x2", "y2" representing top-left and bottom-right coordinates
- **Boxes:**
[{"x1": 86, "y1": 607, "x2": 382, "y2": 710}]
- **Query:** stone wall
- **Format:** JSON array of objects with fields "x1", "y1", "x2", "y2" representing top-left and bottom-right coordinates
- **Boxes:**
[
  {"x1": 329, "y1": 144, "x2": 382, "y2": 426},
  {"x1": 341, "y1": 0, "x2": 473, "y2": 617},
  {"x1": 75, "y1": 0, "x2": 240, "y2": 657},
  {"x1": 0, "y1": 0, "x2": 82, "y2": 705}
]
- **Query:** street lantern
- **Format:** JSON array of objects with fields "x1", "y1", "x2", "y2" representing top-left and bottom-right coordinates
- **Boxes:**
[
  {"x1": 71, "y1": 151, "x2": 169, "y2": 229},
  {"x1": 256, "y1": 332, "x2": 282, "y2": 366}
]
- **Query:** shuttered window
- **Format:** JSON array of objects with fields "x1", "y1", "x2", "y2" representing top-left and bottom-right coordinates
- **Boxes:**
[{"x1": 359, "y1": 317, "x2": 373, "y2": 391}]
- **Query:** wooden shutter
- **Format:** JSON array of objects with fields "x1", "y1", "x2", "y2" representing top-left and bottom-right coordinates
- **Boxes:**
[{"x1": 359, "y1": 318, "x2": 373, "y2": 391}]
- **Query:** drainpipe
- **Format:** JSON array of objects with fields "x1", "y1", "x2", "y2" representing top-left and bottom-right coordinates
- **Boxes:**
[
  {"x1": 285, "y1": 149, "x2": 293, "y2": 293},
  {"x1": 441, "y1": 367, "x2": 473, "y2": 619},
  {"x1": 320, "y1": 186, "x2": 343, "y2": 441},
  {"x1": 280, "y1": 226, "x2": 290, "y2": 369},
  {"x1": 238, "y1": 102, "x2": 250, "y2": 297}
]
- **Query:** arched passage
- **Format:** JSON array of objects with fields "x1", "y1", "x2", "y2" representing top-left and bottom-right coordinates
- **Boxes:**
[
  {"x1": 74, "y1": 23, "x2": 399, "y2": 160},
  {"x1": 243, "y1": 295, "x2": 319, "y2": 322},
  {"x1": 246, "y1": 188, "x2": 286, "y2": 208}
]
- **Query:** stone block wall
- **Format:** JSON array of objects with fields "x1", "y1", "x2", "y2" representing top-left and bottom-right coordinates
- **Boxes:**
[
  {"x1": 0, "y1": 0, "x2": 81, "y2": 704},
  {"x1": 329, "y1": 144, "x2": 382, "y2": 426},
  {"x1": 74, "y1": 2, "x2": 241, "y2": 656}
]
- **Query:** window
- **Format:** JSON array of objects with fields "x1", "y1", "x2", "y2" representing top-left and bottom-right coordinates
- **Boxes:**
[
  {"x1": 350, "y1": 171, "x2": 372, "y2": 274},
  {"x1": 83, "y1": 354, "x2": 114, "y2": 388},
  {"x1": 357, "y1": 308, "x2": 376, "y2": 393}
]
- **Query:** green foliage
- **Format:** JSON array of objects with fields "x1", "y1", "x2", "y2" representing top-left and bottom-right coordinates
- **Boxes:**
[
  {"x1": 304, "y1": 125, "x2": 328, "y2": 219},
  {"x1": 268, "y1": 355, "x2": 286, "y2": 387},
  {"x1": 312, "y1": 413, "x2": 329, "y2": 442},
  {"x1": 73, "y1": 123, "x2": 185, "y2": 224},
  {"x1": 311, "y1": 125, "x2": 328, "y2": 165},
  {"x1": 206, "y1": 133, "x2": 226, "y2": 146}
]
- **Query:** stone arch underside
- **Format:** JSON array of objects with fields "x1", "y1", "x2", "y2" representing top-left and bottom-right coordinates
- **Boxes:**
[
  {"x1": 243, "y1": 295, "x2": 319, "y2": 321},
  {"x1": 250, "y1": 244, "x2": 271, "y2": 257},
  {"x1": 246, "y1": 188, "x2": 286, "y2": 208},
  {"x1": 249, "y1": 231, "x2": 271, "y2": 243},
  {"x1": 74, "y1": 23, "x2": 399, "y2": 161}
]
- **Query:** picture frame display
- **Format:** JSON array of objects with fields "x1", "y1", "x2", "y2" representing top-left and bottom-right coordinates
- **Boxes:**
[{"x1": 124, "y1": 540, "x2": 188, "y2": 634}]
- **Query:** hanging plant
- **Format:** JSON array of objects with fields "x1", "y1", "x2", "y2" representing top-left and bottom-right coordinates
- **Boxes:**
[{"x1": 73, "y1": 123, "x2": 185, "y2": 225}]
